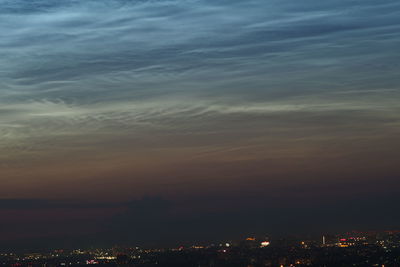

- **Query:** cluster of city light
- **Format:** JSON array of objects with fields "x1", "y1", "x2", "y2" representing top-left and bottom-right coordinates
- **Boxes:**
[
  {"x1": 260, "y1": 241, "x2": 270, "y2": 248},
  {"x1": 1, "y1": 232, "x2": 399, "y2": 266}
]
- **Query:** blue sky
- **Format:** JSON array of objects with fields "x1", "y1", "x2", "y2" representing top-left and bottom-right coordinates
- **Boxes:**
[{"x1": 0, "y1": 0, "x2": 400, "y2": 246}]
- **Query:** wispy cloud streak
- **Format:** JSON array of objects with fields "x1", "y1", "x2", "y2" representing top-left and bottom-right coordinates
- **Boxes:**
[{"x1": 0, "y1": 0, "x2": 399, "y2": 197}]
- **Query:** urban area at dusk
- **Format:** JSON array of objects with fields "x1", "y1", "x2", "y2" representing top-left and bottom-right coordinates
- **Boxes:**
[
  {"x1": 2, "y1": 231, "x2": 400, "y2": 266},
  {"x1": 1, "y1": 0, "x2": 399, "y2": 266}
]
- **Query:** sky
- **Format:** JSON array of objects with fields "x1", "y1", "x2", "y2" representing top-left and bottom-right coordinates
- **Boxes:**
[{"x1": 0, "y1": 0, "x2": 400, "y2": 249}]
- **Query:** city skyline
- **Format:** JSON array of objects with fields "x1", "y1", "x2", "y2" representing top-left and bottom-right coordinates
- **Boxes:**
[{"x1": 1, "y1": 230, "x2": 400, "y2": 267}]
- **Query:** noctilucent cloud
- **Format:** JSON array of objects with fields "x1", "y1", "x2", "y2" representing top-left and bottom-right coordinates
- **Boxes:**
[{"x1": 1, "y1": 0, "x2": 400, "y2": 248}]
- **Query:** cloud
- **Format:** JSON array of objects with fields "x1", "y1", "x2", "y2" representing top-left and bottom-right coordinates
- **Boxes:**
[
  {"x1": 0, "y1": 0, "x2": 400, "y2": 246},
  {"x1": 0, "y1": 198, "x2": 118, "y2": 210},
  {"x1": 3, "y1": 190, "x2": 400, "y2": 249}
]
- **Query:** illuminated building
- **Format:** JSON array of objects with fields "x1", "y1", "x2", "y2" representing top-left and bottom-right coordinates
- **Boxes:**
[{"x1": 260, "y1": 241, "x2": 270, "y2": 248}]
